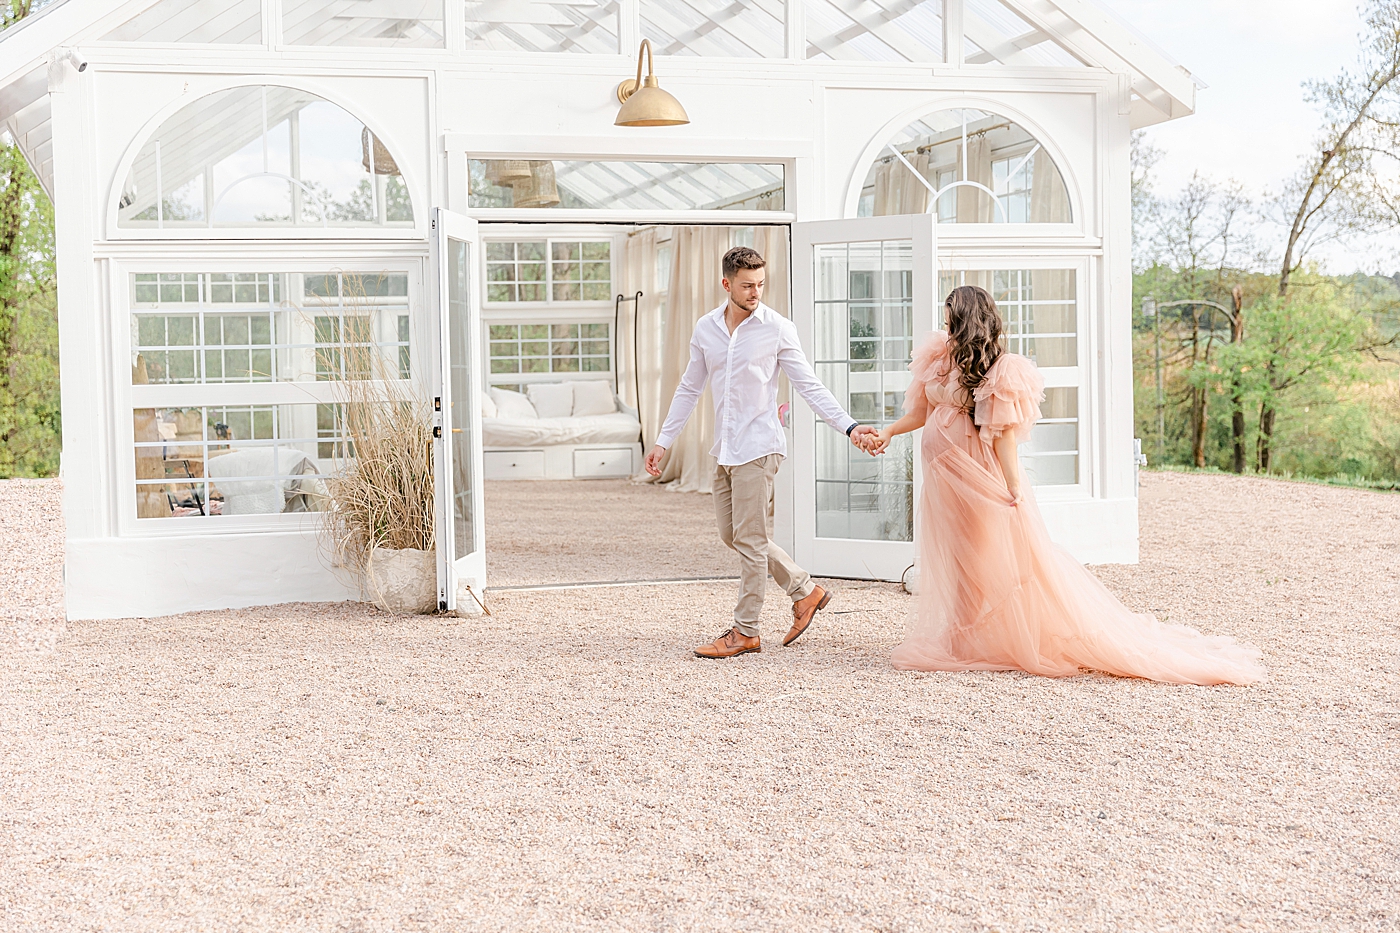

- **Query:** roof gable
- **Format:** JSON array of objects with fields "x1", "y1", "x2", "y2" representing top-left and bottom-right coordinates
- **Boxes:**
[{"x1": 1, "y1": 0, "x2": 1197, "y2": 200}]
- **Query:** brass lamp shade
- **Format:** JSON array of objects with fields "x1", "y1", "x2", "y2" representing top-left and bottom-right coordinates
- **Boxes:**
[{"x1": 615, "y1": 40, "x2": 689, "y2": 127}]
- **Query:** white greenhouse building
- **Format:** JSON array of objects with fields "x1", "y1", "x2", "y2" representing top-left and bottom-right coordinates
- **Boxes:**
[{"x1": 0, "y1": 0, "x2": 1196, "y2": 620}]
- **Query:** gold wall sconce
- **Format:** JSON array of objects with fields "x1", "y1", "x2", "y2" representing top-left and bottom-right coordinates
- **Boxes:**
[{"x1": 615, "y1": 39, "x2": 690, "y2": 127}]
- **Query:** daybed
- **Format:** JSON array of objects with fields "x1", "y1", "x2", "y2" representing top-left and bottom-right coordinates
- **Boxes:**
[{"x1": 482, "y1": 380, "x2": 643, "y2": 480}]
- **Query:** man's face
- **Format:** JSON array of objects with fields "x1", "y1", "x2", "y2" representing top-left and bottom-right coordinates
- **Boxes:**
[{"x1": 723, "y1": 267, "x2": 765, "y2": 312}]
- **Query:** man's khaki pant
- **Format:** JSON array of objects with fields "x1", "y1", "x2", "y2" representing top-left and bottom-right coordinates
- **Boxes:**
[{"x1": 714, "y1": 454, "x2": 814, "y2": 637}]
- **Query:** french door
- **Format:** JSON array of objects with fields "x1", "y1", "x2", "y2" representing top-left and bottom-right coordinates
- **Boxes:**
[
  {"x1": 431, "y1": 208, "x2": 486, "y2": 610},
  {"x1": 789, "y1": 214, "x2": 936, "y2": 581}
]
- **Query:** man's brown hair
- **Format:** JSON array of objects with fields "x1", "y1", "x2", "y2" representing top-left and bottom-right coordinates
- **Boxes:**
[{"x1": 722, "y1": 246, "x2": 766, "y2": 280}]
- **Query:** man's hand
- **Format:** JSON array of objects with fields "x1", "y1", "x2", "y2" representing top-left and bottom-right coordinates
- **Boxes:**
[
  {"x1": 850, "y1": 425, "x2": 881, "y2": 454},
  {"x1": 644, "y1": 444, "x2": 667, "y2": 476}
]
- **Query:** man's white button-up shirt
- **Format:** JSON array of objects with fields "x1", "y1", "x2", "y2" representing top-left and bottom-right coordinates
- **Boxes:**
[{"x1": 655, "y1": 302, "x2": 858, "y2": 467}]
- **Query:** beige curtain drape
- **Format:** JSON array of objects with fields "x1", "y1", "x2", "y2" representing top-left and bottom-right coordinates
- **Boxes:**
[
  {"x1": 644, "y1": 226, "x2": 729, "y2": 492},
  {"x1": 1029, "y1": 148, "x2": 1071, "y2": 223},
  {"x1": 872, "y1": 151, "x2": 931, "y2": 216},
  {"x1": 958, "y1": 136, "x2": 995, "y2": 223}
]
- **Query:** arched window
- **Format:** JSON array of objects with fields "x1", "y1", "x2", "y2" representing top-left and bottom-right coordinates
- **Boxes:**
[
  {"x1": 857, "y1": 108, "x2": 1071, "y2": 223},
  {"x1": 117, "y1": 85, "x2": 414, "y2": 230}
]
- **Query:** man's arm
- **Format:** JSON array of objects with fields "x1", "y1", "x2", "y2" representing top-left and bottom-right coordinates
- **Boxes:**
[
  {"x1": 776, "y1": 323, "x2": 877, "y2": 448},
  {"x1": 645, "y1": 335, "x2": 709, "y2": 475}
]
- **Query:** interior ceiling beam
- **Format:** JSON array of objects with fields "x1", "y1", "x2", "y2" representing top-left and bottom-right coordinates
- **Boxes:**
[{"x1": 960, "y1": 12, "x2": 1050, "y2": 66}]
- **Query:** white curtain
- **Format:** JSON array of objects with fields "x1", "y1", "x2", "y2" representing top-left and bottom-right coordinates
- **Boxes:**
[
  {"x1": 873, "y1": 151, "x2": 931, "y2": 216},
  {"x1": 642, "y1": 226, "x2": 729, "y2": 491},
  {"x1": 1030, "y1": 148, "x2": 1071, "y2": 223},
  {"x1": 958, "y1": 135, "x2": 995, "y2": 223}
]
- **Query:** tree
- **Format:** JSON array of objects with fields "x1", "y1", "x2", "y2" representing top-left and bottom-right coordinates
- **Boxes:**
[
  {"x1": 1137, "y1": 175, "x2": 1255, "y2": 467},
  {"x1": 1, "y1": 1, "x2": 61, "y2": 477},
  {"x1": 0, "y1": 139, "x2": 59, "y2": 477},
  {"x1": 1276, "y1": 0, "x2": 1400, "y2": 297},
  {"x1": 1218, "y1": 288, "x2": 1393, "y2": 472}
]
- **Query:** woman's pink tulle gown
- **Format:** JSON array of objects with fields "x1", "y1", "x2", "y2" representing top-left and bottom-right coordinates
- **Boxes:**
[{"x1": 890, "y1": 333, "x2": 1265, "y2": 685}]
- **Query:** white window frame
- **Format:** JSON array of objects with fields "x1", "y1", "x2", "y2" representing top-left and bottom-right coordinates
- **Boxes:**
[
  {"x1": 478, "y1": 221, "x2": 624, "y2": 390},
  {"x1": 443, "y1": 137, "x2": 805, "y2": 226},
  {"x1": 110, "y1": 250, "x2": 428, "y2": 538},
  {"x1": 934, "y1": 250, "x2": 1094, "y2": 502},
  {"x1": 103, "y1": 78, "x2": 429, "y2": 242}
]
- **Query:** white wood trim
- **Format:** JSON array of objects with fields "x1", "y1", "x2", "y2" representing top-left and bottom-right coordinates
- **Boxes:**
[{"x1": 442, "y1": 133, "x2": 814, "y2": 160}]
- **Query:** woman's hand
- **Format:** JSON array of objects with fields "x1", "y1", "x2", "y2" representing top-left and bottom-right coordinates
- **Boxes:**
[
  {"x1": 867, "y1": 428, "x2": 892, "y2": 456},
  {"x1": 1007, "y1": 485, "x2": 1023, "y2": 507}
]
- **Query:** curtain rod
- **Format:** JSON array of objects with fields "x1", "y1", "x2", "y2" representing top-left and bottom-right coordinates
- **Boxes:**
[{"x1": 877, "y1": 121, "x2": 1017, "y2": 164}]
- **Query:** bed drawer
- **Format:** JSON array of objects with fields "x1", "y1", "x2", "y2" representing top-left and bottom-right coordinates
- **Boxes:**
[
  {"x1": 573, "y1": 447, "x2": 633, "y2": 478},
  {"x1": 484, "y1": 450, "x2": 545, "y2": 479}
]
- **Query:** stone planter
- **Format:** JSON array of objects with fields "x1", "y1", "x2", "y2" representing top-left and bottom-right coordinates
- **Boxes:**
[{"x1": 367, "y1": 546, "x2": 437, "y2": 614}]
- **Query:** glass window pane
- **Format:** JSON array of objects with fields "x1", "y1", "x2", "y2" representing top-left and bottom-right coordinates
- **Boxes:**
[
  {"x1": 859, "y1": 107, "x2": 1071, "y2": 223},
  {"x1": 129, "y1": 271, "x2": 410, "y2": 385},
  {"x1": 813, "y1": 240, "x2": 914, "y2": 542},
  {"x1": 119, "y1": 86, "x2": 414, "y2": 230},
  {"x1": 469, "y1": 159, "x2": 784, "y2": 211},
  {"x1": 133, "y1": 403, "x2": 337, "y2": 518}
]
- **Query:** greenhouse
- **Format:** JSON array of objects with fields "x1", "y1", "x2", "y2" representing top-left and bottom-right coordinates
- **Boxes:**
[{"x1": 0, "y1": 0, "x2": 1198, "y2": 619}]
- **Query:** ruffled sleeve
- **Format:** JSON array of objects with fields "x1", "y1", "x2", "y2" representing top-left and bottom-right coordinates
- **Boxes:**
[
  {"x1": 903, "y1": 331, "x2": 951, "y2": 416},
  {"x1": 973, "y1": 353, "x2": 1044, "y2": 444}
]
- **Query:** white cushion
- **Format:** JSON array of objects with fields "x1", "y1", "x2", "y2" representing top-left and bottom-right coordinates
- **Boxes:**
[
  {"x1": 571, "y1": 380, "x2": 618, "y2": 417},
  {"x1": 481, "y1": 390, "x2": 498, "y2": 419},
  {"x1": 527, "y1": 382, "x2": 574, "y2": 419},
  {"x1": 489, "y1": 387, "x2": 537, "y2": 420}
]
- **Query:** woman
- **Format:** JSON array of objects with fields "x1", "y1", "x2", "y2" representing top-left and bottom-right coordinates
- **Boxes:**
[{"x1": 867, "y1": 286, "x2": 1264, "y2": 685}]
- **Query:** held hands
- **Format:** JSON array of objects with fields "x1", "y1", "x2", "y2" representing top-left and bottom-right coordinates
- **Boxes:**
[{"x1": 850, "y1": 425, "x2": 890, "y2": 457}]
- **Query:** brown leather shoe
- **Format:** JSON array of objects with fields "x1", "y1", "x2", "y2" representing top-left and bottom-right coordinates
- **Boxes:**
[
  {"x1": 784, "y1": 585, "x2": 832, "y2": 646},
  {"x1": 693, "y1": 627, "x2": 761, "y2": 659}
]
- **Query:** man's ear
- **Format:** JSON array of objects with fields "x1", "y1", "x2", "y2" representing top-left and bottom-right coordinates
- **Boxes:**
[{"x1": 721, "y1": 277, "x2": 731, "y2": 292}]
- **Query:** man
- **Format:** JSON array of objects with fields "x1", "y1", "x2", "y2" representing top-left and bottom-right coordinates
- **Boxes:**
[{"x1": 645, "y1": 246, "x2": 878, "y2": 659}]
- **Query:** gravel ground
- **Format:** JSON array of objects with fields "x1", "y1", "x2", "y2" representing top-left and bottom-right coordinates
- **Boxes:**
[
  {"x1": 1, "y1": 472, "x2": 1396, "y2": 932},
  {"x1": 485, "y1": 479, "x2": 736, "y2": 587}
]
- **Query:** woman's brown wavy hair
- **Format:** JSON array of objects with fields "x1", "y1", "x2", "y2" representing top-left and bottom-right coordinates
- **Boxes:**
[{"x1": 944, "y1": 285, "x2": 1005, "y2": 414}]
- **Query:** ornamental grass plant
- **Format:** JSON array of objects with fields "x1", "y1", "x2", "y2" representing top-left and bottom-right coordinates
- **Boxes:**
[{"x1": 313, "y1": 273, "x2": 436, "y2": 611}]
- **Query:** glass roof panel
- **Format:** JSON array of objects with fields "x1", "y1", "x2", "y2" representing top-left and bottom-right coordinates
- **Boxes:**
[
  {"x1": 963, "y1": 0, "x2": 1085, "y2": 67},
  {"x1": 806, "y1": 0, "x2": 941, "y2": 62},
  {"x1": 101, "y1": 0, "x2": 262, "y2": 44},
  {"x1": 640, "y1": 0, "x2": 785, "y2": 58},
  {"x1": 468, "y1": 159, "x2": 785, "y2": 211},
  {"x1": 464, "y1": 0, "x2": 619, "y2": 53},
  {"x1": 282, "y1": 0, "x2": 445, "y2": 47}
]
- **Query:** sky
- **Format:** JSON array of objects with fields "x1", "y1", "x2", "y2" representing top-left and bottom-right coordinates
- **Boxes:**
[{"x1": 1097, "y1": 0, "x2": 1394, "y2": 274}]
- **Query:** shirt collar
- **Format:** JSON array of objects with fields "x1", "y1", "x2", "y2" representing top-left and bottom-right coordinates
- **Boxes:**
[{"x1": 708, "y1": 301, "x2": 775, "y2": 330}]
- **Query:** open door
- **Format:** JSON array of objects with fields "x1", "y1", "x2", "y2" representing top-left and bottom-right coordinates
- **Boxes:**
[
  {"x1": 789, "y1": 214, "x2": 936, "y2": 582},
  {"x1": 431, "y1": 208, "x2": 486, "y2": 610}
]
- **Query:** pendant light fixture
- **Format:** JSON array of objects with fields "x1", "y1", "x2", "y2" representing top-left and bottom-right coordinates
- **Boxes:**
[{"x1": 615, "y1": 39, "x2": 689, "y2": 127}]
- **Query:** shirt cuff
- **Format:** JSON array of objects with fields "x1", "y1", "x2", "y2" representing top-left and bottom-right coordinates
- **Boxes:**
[{"x1": 654, "y1": 433, "x2": 675, "y2": 450}]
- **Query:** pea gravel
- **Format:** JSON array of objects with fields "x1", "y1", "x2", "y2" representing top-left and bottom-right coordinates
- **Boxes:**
[{"x1": 1, "y1": 472, "x2": 1396, "y2": 932}]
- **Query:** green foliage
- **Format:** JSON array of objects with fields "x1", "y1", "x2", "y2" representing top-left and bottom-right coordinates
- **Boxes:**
[
  {"x1": 0, "y1": 140, "x2": 59, "y2": 477},
  {"x1": 1135, "y1": 268, "x2": 1400, "y2": 482}
]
